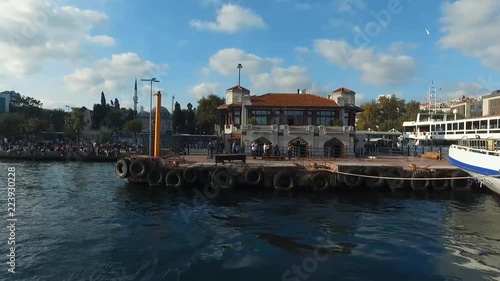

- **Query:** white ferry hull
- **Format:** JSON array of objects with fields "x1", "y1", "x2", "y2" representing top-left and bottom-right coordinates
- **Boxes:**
[{"x1": 448, "y1": 145, "x2": 500, "y2": 195}]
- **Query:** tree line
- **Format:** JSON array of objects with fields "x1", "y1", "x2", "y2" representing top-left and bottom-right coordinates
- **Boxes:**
[{"x1": 0, "y1": 90, "x2": 225, "y2": 141}]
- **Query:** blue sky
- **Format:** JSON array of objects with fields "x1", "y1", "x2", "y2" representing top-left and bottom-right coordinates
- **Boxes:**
[{"x1": 0, "y1": 0, "x2": 499, "y2": 111}]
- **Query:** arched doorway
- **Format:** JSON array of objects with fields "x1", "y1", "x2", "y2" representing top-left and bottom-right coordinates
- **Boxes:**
[
  {"x1": 288, "y1": 137, "x2": 309, "y2": 158},
  {"x1": 253, "y1": 137, "x2": 272, "y2": 156},
  {"x1": 324, "y1": 137, "x2": 344, "y2": 158}
]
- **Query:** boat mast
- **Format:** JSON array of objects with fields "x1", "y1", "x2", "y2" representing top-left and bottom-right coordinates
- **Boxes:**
[{"x1": 428, "y1": 81, "x2": 437, "y2": 116}]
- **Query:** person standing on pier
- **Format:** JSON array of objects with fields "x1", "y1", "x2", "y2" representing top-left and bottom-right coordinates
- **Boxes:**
[{"x1": 251, "y1": 141, "x2": 258, "y2": 159}]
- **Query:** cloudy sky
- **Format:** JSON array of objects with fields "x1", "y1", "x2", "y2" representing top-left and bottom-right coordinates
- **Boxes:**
[{"x1": 1, "y1": 0, "x2": 499, "y2": 111}]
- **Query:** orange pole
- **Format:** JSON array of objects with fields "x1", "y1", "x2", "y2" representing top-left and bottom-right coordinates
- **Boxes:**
[{"x1": 154, "y1": 91, "x2": 161, "y2": 157}]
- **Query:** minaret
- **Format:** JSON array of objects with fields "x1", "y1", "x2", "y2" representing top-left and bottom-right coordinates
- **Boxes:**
[{"x1": 133, "y1": 78, "x2": 138, "y2": 114}]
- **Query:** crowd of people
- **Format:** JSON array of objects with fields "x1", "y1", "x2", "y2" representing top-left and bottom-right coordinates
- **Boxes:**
[
  {"x1": 206, "y1": 140, "x2": 295, "y2": 160},
  {"x1": 0, "y1": 137, "x2": 139, "y2": 157}
]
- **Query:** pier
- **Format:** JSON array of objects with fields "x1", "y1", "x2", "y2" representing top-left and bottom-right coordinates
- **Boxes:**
[
  {"x1": 114, "y1": 153, "x2": 479, "y2": 193},
  {"x1": 114, "y1": 90, "x2": 479, "y2": 193}
]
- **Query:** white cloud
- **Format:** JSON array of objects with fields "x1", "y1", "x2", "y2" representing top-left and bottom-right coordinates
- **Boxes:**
[
  {"x1": 440, "y1": 82, "x2": 488, "y2": 101},
  {"x1": 294, "y1": 46, "x2": 310, "y2": 53},
  {"x1": 64, "y1": 52, "x2": 168, "y2": 94},
  {"x1": 190, "y1": 4, "x2": 266, "y2": 34},
  {"x1": 0, "y1": 0, "x2": 113, "y2": 76},
  {"x1": 87, "y1": 35, "x2": 115, "y2": 47},
  {"x1": 388, "y1": 41, "x2": 417, "y2": 54},
  {"x1": 208, "y1": 48, "x2": 282, "y2": 76},
  {"x1": 251, "y1": 66, "x2": 312, "y2": 93},
  {"x1": 439, "y1": 0, "x2": 500, "y2": 69},
  {"x1": 206, "y1": 48, "x2": 317, "y2": 94},
  {"x1": 190, "y1": 82, "x2": 221, "y2": 99},
  {"x1": 313, "y1": 39, "x2": 416, "y2": 86},
  {"x1": 338, "y1": 0, "x2": 367, "y2": 13}
]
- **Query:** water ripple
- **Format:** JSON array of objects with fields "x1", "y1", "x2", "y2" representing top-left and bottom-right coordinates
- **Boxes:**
[{"x1": 1, "y1": 161, "x2": 500, "y2": 280}]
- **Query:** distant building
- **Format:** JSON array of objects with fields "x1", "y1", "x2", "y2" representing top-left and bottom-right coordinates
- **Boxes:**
[
  {"x1": 0, "y1": 92, "x2": 10, "y2": 115},
  {"x1": 217, "y1": 85, "x2": 362, "y2": 157},
  {"x1": 482, "y1": 90, "x2": 500, "y2": 116},
  {"x1": 137, "y1": 106, "x2": 172, "y2": 133}
]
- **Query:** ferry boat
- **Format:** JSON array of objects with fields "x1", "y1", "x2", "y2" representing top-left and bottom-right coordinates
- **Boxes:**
[
  {"x1": 402, "y1": 112, "x2": 500, "y2": 145},
  {"x1": 447, "y1": 138, "x2": 500, "y2": 195}
]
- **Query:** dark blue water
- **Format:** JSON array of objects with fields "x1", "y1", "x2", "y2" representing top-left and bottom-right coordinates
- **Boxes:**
[{"x1": 1, "y1": 161, "x2": 500, "y2": 281}]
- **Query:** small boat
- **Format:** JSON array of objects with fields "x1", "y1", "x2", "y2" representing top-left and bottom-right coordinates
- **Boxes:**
[{"x1": 447, "y1": 137, "x2": 500, "y2": 194}]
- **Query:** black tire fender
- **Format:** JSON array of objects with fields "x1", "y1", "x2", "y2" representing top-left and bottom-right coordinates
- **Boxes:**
[
  {"x1": 311, "y1": 172, "x2": 330, "y2": 192},
  {"x1": 115, "y1": 158, "x2": 129, "y2": 178},
  {"x1": 245, "y1": 169, "x2": 263, "y2": 186},
  {"x1": 147, "y1": 168, "x2": 164, "y2": 186},
  {"x1": 129, "y1": 159, "x2": 148, "y2": 178},
  {"x1": 211, "y1": 168, "x2": 235, "y2": 190},
  {"x1": 273, "y1": 171, "x2": 295, "y2": 191},
  {"x1": 411, "y1": 170, "x2": 431, "y2": 191},
  {"x1": 432, "y1": 171, "x2": 450, "y2": 191},
  {"x1": 183, "y1": 167, "x2": 198, "y2": 184},
  {"x1": 165, "y1": 169, "x2": 184, "y2": 188}
]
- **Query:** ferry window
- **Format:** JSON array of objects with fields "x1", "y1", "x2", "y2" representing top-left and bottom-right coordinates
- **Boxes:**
[
  {"x1": 473, "y1": 121, "x2": 479, "y2": 129},
  {"x1": 491, "y1": 119, "x2": 499, "y2": 129},
  {"x1": 447, "y1": 123, "x2": 451, "y2": 130},
  {"x1": 466, "y1": 121, "x2": 472, "y2": 130},
  {"x1": 459, "y1": 122, "x2": 464, "y2": 130},
  {"x1": 431, "y1": 125, "x2": 435, "y2": 131},
  {"x1": 453, "y1": 123, "x2": 457, "y2": 130},
  {"x1": 480, "y1": 120, "x2": 487, "y2": 128}
]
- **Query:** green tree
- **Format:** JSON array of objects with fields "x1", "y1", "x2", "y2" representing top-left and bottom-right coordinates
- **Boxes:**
[
  {"x1": 184, "y1": 103, "x2": 195, "y2": 134},
  {"x1": 172, "y1": 102, "x2": 185, "y2": 133},
  {"x1": 105, "y1": 108, "x2": 126, "y2": 130},
  {"x1": 196, "y1": 94, "x2": 224, "y2": 135},
  {"x1": 356, "y1": 96, "x2": 418, "y2": 131},
  {"x1": 100, "y1": 92, "x2": 106, "y2": 106},
  {"x1": 8, "y1": 93, "x2": 43, "y2": 118},
  {"x1": 123, "y1": 119, "x2": 143, "y2": 143},
  {"x1": 0, "y1": 113, "x2": 25, "y2": 136},
  {"x1": 92, "y1": 104, "x2": 109, "y2": 129},
  {"x1": 22, "y1": 118, "x2": 47, "y2": 136},
  {"x1": 65, "y1": 108, "x2": 85, "y2": 141}
]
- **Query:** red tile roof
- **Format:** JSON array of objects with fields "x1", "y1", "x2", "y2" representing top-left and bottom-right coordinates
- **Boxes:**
[
  {"x1": 332, "y1": 87, "x2": 355, "y2": 93},
  {"x1": 226, "y1": 85, "x2": 250, "y2": 92},
  {"x1": 249, "y1": 93, "x2": 338, "y2": 107}
]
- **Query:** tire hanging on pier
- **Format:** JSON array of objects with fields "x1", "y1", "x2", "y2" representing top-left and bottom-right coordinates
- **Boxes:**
[
  {"x1": 343, "y1": 167, "x2": 364, "y2": 189},
  {"x1": 183, "y1": 168, "x2": 198, "y2": 184},
  {"x1": 411, "y1": 170, "x2": 431, "y2": 191},
  {"x1": 431, "y1": 171, "x2": 450, "y2": 191},
  {"x1": 198, "y1": 168, "x2": 211, "y2": 184},
  {"x1": 115, "y1": 158, "x2": 130, "y2": 179},
  {"x1": 165, "y1": 169, "x2": 184, "y2": 188},
  {"x1": 129, "y1": 159, "x2": 148, "y2": 178},
  {"x1": 310, "y1": 172, "x2": 330, "y2": 192},
  {"x1": 273, "y1": 171, "x2": 295, "y2": 191},
  {"x1": 384, "y1": 167, "x2": 406, "y2": 191},
  {"x1": 245, "y1": 169, "x2": 263, "y2": 186},
  {"x1": 364, "y1": 167, "x2": 386, "y2": 190},
  {"x1": 212, "y1": 168, "x2": 235, "y2": 190},
  {"x1": 450, "y1": 170, "x2": 474, "y2": 191},
  {"x1": 147, "y1": 168, "x2": 164, "y2": 186}
]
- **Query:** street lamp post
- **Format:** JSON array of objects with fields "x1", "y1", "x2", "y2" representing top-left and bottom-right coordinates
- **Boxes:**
[
  {"x1": 141, "y1": 77, "x2": 160, "y2": 156},
  {"x1": 237, "y1": 63, "x2": 242, "y2": 86}
]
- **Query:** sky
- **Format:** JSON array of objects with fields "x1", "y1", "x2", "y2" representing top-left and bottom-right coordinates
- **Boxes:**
[{"x1": 0, "y1": 0, "x2": 499, "y2": 112}]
